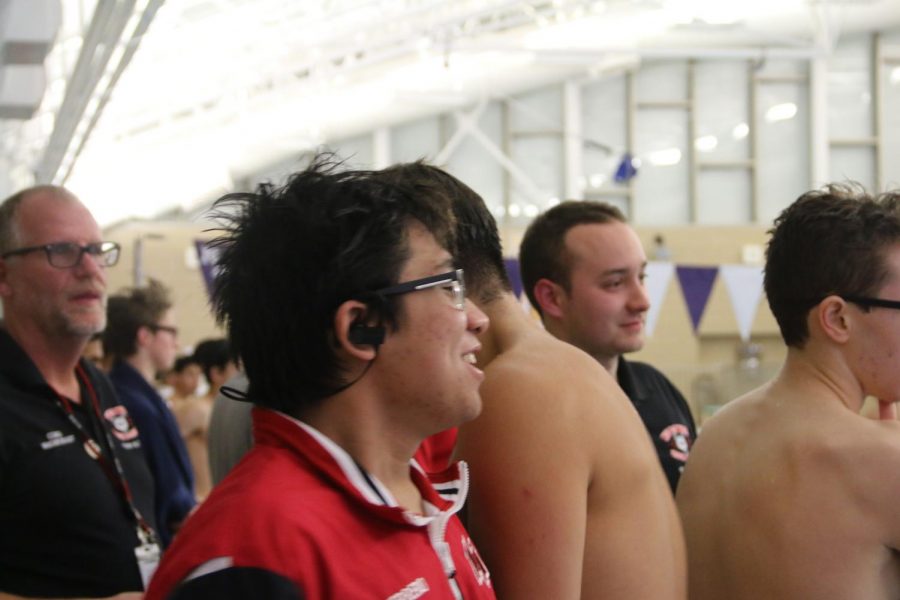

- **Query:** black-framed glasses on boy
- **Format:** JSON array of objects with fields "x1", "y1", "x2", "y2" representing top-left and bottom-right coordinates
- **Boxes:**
[
  {"x1": 148, "y1": 324, "x2": 178, "y2": 337},
  {"x1": 365, "y1": 269, "x2": 466, "y2": 310},
  {"x1": 841, "y1": 296, "x2": 900, "y2": 311},
  {"x1": 0, "y1": 241, "x2": 121, "y2": 269}
]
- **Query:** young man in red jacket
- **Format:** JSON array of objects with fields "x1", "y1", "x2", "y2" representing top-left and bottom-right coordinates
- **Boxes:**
[{"x1": 146, "y1": 157, "x2": 494, "y2": 599}]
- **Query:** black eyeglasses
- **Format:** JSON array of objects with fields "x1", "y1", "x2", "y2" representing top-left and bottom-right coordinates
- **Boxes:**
[
  {"x1": 841, "y1": 296, "x2": 900, "y2": 311},
  {"x1": 148, "y1": 324, "x2": 178, "y2": 336},
  {"x1": 364, "y1": 269, "x2": 466, "y2": 310},
  {"x1": 1, "y1": 241, "x2": 121, "y2": 269}
]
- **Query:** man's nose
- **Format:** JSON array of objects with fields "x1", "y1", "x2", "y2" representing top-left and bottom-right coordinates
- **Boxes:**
[
  {"x1": 629, "y1": 280, "x2": 650, "y2": 312},
  {"x1": 465, "y1": 299, "x2": 490, "y2": 335},
  {"x1": 73, "y1": 250, "x2": 107, "y2": 279}
]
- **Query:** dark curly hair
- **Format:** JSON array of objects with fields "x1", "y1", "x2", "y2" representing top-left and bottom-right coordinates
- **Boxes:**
[{"x1": 765, "y1": 182, "x2": 900, "y2": 347}]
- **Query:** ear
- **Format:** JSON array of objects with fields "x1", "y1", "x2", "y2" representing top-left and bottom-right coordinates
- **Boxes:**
[
  {"x1": 136, "y1": 325, "x2": 155, "y2": 349},
  {"x1": 333, "y1": 300, "x2": 378, "y2": 361},
  {"x1": 815, "y1": 295, "x2": 851, "y2": 344},
  {"x1": 533, "y1": 278, "x2": 567, "y2": 320}
]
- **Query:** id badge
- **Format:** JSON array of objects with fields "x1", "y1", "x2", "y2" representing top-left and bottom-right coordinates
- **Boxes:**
[{"x1": 135, "y1": 540, "x2": 161, "y2": 588}]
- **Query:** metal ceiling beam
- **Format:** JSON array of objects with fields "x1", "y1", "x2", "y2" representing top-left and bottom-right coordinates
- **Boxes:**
[
  {"x1": 35, "y1": 0, "x2": 165, "y2": 183},
  {"x1": 56, "y1": 0, "x2": 166, "y2": 183},
  {"x1": 100, "y1": 0, "x2": 604, "y2": 145}
]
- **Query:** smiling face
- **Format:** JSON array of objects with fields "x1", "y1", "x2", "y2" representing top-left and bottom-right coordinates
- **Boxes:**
[
  {"x1": 554, "y1": 221, "x2": 649, "y2": 370},
  {"x1": 0, "y1": 190, "x2": 108, "y2": 342},
  {"x1": 375, "y1": 221, "x2": 489, "y2": 436}
]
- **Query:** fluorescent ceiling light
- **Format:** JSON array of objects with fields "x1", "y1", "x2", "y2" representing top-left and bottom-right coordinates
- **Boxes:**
[
  {"x1": 765, "y1": 102, "x2": 797, "y2": 122},
  {"x1": 694, "y1": 134, "x2": 718, "y2": 152},
  {"x1": 646, "y1": 148, "x2": 682, "y2": 166},
  {"x1": 589, "y1": 173, "x2": 606, "y2": 188},
  {"x1": 732, "y1": 122, "x2": 749, "y2": 140}
]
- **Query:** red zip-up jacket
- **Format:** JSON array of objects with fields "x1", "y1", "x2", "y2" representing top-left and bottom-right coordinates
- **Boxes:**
[{"x1": 146, "y1": 408, "x2": 494, "y2": 599}]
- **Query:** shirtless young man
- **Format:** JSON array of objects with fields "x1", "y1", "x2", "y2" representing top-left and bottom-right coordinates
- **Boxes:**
[
  {"x1": 174, "y1": 339, "x2": 238, "y2": 500},
  {"x1": 382, "y1": 163, "x2": 686, "y2": 599},
  {"x1": 676, "y1": 184, "x2": 900, "y2": 599}
]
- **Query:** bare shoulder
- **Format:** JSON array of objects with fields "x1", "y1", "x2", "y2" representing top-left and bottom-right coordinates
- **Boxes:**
[
  {"x1": 826, "y1": 415, "x2": 900, "y2": 482},
  {"x1": 172, "y1": 396, "x2": 212, "y2": 435},
  {"x1": 786, "y1": 404, "x2": 900, "y2": 470},
  {"x1": 457, "y1": 330, "x2": 674, "y2": 598},
  {"x1": 861, "y1": 418, "x2": 900, "y2": 548},
  {"x1": 798, "y1": 412, "x2": 900, "y2": 549},
  {"x1": 465, "y1": 337, "x2": 583, "y2": 455},
  {"x1": 677, "y1": 386, "x2": 781, "y2": 506},
  {"x1": 683, "y1": 386, "x2": 771, "y2": 458},
  {"x1": 475, "y1": 333, "x2": 638, "y2": 437},
  {"x1": 461, "y1": 330, "x2": 653, "y2": 471},
  {"x1": 687, "y1": 389, "x2": 900, "y2": 507}
]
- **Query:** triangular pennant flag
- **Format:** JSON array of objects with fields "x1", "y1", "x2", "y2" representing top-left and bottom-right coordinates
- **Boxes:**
[
  {"x1": 504, "y1": 258, "x2": 524, "y2": 299},
  {"x1": 676, "y1": 266, "x2": 719, "y2": 332},
  {"x1": 614, "y1": 152, "x2": 638, "y2": 182},
  {"x1": 644, "y1": 261, "x2": 675, "y2": 337},
  {"x1": 720, "y1": 264, "x2": 765, "y2": 342}
]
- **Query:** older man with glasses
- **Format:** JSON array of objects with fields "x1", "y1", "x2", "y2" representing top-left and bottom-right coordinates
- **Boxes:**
[{"x1": 0, "y1": 185, "x2": 159, "y2": 598}]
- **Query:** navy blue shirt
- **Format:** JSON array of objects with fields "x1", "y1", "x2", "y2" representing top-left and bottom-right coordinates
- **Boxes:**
[{"x1": 110, "y1": 359, "x2": 195, "y2": 547}]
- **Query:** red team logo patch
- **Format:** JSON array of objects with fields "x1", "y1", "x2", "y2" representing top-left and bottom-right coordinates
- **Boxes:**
[
  {"x1": 462, "y1": 535, "x2": 492, "y2": 588},
  {"x1": 104, "y1": 406, "x2": 139, "y2": 441},
  {"x1": 659, "y1": 423, "x2": 692, "y2": 462}
]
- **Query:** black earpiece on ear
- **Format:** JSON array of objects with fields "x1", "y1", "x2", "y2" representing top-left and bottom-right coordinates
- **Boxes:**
[{"x1": 348, "y1": 323, "x2": 385, "y2": 347}]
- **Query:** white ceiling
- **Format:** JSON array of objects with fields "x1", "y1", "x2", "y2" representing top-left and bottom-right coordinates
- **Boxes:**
[{"x1": 3, "y1": 0, "x2": 900, "y2": 225}]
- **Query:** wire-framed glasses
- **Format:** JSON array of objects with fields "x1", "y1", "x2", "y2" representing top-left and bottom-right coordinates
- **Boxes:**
[{"x1": 1, "y1": 241, "x2": 121, "y2": 269}]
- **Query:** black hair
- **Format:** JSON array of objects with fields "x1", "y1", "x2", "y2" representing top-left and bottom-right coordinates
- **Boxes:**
[
  {"x1": 209, "y1": 154, "x2": 455, "y2": 411},
  {"x1": 191, "y1": 338, "x2": 232, "y2": 383},
  {"x1": 172, "y1": 355, "x2": 200, "y2": 373},
  {"x1": 378, "y1": 161, "x2": 510, "y2": 305}
]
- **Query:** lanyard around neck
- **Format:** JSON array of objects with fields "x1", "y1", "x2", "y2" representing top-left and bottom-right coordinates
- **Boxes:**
[{"x1": 54, "y1": 364, "x2": 158, "y2": 546}]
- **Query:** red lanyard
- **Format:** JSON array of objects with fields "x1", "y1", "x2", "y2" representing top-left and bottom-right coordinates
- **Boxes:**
[{"x1": 55, "y1": 364, "x2": 158, "y2": 546}]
